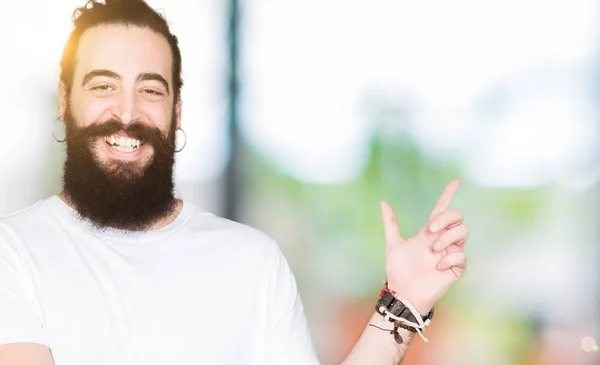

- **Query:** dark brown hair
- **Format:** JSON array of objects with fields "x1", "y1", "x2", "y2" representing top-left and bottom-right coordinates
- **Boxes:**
[{"x1": 60, "y1": 0, "x2": 183, "y2": 98}]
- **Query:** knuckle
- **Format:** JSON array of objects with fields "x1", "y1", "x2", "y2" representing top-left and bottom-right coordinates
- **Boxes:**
[{"x1": 447, "y1": 227, "x2": 462, "y2": 240}]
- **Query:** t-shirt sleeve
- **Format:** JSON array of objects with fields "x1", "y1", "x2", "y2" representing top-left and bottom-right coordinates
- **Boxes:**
[
  {"x1": 262, "y1": 246, "x2": 321, "y2": 365},
  {"x1": 0, "y1": 229, "x2": 48, "y2": 346}
]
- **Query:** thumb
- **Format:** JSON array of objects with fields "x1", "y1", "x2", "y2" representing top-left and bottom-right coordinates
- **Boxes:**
[{"x1": 380, "y1": 201, "x2": 404, "y2": 251}]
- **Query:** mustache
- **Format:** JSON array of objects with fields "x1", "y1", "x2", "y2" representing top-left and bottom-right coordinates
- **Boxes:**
[{"x1": 73, "y1": 119, "x2": 173, "y2": 148}]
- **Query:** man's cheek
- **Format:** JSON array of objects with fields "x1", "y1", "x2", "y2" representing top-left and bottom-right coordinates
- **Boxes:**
[{"x1": 78, "y1": 101, "x2": 113, "y2": 126}]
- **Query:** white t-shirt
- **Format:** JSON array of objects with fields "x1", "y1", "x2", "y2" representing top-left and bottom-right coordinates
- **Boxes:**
[{"x1": 0, "y1": 196, "x2": 320, "y2": 365}]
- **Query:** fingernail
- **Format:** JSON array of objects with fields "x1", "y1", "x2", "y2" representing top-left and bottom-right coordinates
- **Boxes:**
[
  {"x1": 433, "y1": 242, "x2": 441, "y2": 251},
  {"x1": 430, "y1": 222, "x2": 439, "y2": 232}
]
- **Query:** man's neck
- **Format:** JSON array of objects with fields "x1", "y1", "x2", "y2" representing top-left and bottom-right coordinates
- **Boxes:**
[{"x1": 58, "y1": 192, "x2": 184, "y2": 231}]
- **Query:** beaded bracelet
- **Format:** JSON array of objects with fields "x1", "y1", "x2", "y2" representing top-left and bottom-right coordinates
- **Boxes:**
[{"x1": 396, "y1": 321, "x2": 417, "y2": 333}]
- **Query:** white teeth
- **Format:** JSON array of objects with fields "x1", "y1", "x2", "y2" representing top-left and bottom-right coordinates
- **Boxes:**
[{"x1": 104, "y1": 134, "x2": 142, "y2": 152}]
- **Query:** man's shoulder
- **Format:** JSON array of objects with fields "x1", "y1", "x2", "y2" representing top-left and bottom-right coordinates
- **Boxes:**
[
  {"x1": 184, "y1": 203, "x2": 281, "y2": 254},
  {"x1": 0, "y1": 198, "x2": 51, "y2": 228},
  {"x1": 0, "y1": 198, "x2": 54, "y2": 257}
]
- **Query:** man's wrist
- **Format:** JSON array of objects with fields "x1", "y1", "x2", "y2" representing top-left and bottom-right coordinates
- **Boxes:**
[
  {"x1": 410, "y1": 301, "x2": 433, "y2": 317},
  {"x1": 395, "y1": 296, "x2": 432, "y2": 317},
  {"x1": 376, "y1": 291, "x2": 434, "y2": 322},
  {"x1": 369, "y1": 311, "x2": 416, "y2": 346},
  {"x1": 384, "y1": 283, "x2": 433, "y2": 316}
]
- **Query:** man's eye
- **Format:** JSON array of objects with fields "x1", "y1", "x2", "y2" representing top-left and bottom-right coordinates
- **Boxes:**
[
  {"x1": 90, "y1": 85, "x2": 114, "y2": 92},
  {"x1": 142, "y1": 89, "x2": 164, "y2": 96}
]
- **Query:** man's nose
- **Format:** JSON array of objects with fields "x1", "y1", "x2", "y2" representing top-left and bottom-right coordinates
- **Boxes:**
[
  {"x1": 120, "y1": 111, "x2": 134, "y2": 124},
  {"x1": 112, "y1": 91, "x2": 141, "y2": 124}
]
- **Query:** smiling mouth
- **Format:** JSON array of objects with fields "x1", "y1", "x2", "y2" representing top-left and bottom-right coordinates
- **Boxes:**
[{"x1": 104, "y1": 134, "x2": 144, "y2": 153}]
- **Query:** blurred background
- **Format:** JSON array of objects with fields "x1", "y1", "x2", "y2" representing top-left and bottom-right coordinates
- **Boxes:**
[{"x1": 1, "y1": 0, "x2": 599, "y2": 364}]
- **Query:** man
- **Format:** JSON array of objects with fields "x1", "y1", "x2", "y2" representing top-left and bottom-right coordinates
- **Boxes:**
[{"x1": 0, "y1": 0, "x2": 469, "y2": 364}]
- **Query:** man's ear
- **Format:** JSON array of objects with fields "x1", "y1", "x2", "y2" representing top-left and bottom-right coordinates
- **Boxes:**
[
  {"x1": 58, "y1": 82, "x2": 68, "y2": 121},
  {"x1": 175, "y1": 96, "x2": 182, "y2": 129}
]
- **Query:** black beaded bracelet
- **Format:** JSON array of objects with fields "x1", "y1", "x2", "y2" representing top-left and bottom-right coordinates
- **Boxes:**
[{"x1": 396, "y1": 321, "x2": 417, "y2": 333}]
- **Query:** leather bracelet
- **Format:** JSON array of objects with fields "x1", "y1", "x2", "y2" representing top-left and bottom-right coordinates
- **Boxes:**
[
  {"x1": 376, "y1": 291, "x2": 434, "y2": 323},
  {"x1": 375, "y1": 285, "x2": 434, "y2": 343}
]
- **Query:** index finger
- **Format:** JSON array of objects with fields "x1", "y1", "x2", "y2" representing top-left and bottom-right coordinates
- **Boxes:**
[{"x1": 428, "y1": 179, "x2": 461, "y2": 221}]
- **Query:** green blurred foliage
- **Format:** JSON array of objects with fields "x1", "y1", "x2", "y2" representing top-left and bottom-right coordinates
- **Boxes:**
[{"x1": 243, "y1": 124, "x2": 548, "y2": 298}]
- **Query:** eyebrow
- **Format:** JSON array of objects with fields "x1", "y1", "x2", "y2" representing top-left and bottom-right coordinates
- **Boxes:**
[
  {"x1": 81, "y1": 69, "x2": 121, "y2": 86},
  {"x1": 81, "y1": 69, "x2": 171, "y2": 95}
]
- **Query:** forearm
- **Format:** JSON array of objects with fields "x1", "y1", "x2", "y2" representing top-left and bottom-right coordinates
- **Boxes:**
[
  {"x1": 340, "y1": 312, "x2": 414, "y2": 365},
  {"x1": 340, "y1": 180, "x2": 467, "y2": 365}
]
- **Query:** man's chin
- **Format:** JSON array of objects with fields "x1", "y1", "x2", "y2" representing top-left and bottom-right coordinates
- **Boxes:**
[
  {"x1": 100, "y1": 160, "x2": 150, "y2": 181},
  {"x1": 63, "y1": 152, "x2": 176, "y2": 230},
  {"x1": 94, "y1": 148, "x2": 154, "y2": 178},
  {"x1": 61, "y1": 110, "x2": 178, "y2": 230}
]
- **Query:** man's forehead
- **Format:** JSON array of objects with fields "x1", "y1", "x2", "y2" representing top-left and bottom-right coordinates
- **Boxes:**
[{"x1": 74, "y1": 25, "x2": 172, "y2": 82}]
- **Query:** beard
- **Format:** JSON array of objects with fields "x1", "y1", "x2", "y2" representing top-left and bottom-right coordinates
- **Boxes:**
[{"x1": 62, "y1": 106, "x2": 178, "y2": 231}]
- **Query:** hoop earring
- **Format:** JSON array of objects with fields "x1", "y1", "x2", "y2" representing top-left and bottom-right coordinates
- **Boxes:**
[
  {"x1": 175, "y1": 128, "x2": 187, "y2": 153},
  {"x1": 52, "y1": 119, "x2": 66, "y2": 143}
]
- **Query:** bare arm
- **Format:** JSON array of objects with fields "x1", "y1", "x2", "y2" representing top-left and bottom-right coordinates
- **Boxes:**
[
  {"x1": 342, "y1": 179, "x2": 469, "y2": 365},
  {"x1": 0, "y1": 343, "x2": 55, "y2": 365},
  {"x1": 341, "y1": 313, "x2": 415, "y2": 365}
]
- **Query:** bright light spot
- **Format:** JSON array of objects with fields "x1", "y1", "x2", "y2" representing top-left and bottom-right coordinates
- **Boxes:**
[
  {"x1": 581, "y1": 336, "x2": 598, "y2": 352},
  {"x1": 243, "y1": 0, "x2": 598, "y2": 185}
]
